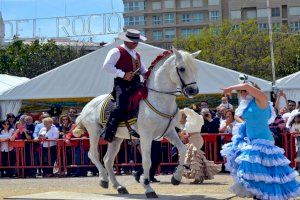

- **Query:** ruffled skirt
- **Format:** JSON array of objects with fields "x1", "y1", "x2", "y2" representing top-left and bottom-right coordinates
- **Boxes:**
[
  {"x1": 221, "y1": 123, "x2": 300, "y2": 199},
  {"x1": 183, "y1": 143, "x2": 221, "y2": 182}
]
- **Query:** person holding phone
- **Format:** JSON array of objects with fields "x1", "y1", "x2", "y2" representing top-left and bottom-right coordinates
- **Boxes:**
[{"x1": 221, "y1": 74, "x2": 300, "y2": 200}]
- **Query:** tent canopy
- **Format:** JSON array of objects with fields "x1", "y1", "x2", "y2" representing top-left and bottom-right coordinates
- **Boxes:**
[
  {"x1": 0, "y1": 40, "x2": 272, "y2": 101},
  {"x1": 0, "y1": 74, "x2": 29, "y2": 94},
  {"x1": 275, "y1": 71, "x2": 300, "y2": 103},
  {"x1": 275, "y1": 71, "x2": 300, "y2": 90}
]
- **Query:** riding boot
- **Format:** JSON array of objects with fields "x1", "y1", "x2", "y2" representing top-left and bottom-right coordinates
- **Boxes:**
[{"x1": 101, "y1": 112, "x2": 119, "y2": 143}]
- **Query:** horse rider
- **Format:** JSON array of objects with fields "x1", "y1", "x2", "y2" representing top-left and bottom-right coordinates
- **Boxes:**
[{"x1": 101, "y1": 29, "x2": 147, "y2": 143}]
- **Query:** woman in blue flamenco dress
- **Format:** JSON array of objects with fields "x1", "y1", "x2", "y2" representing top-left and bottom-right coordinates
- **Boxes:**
[{"x1": 221, "y1": 75, "x2": 300, "y2": 200}]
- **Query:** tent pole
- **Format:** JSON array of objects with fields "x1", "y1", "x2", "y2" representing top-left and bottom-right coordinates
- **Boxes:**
[{"x1": 267, "y1": 0, "x2": 276, "y2": 85}]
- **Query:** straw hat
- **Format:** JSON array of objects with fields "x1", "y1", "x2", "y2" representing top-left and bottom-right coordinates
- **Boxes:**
[{"x1": 118, "y1": 29, "x2": 147, "y2": 43}]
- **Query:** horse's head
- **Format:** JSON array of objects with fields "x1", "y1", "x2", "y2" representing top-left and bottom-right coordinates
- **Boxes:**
[{"x1": 169, "y1": 47, "x2": 200, "y2": 98}]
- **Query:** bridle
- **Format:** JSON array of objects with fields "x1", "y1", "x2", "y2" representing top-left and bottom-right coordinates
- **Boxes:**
[
  {"x1": 148, "y1": 66, "x2": 197, "y2": 97},
  {"x1": 176, "y1": 67, "x2": 197, "y2": 96},
  {"x1": 145, "y1": 54, "x2": 198, "y2": 140}
]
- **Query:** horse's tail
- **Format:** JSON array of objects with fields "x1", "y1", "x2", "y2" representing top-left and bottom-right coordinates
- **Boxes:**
[{"x1": 73, "y1": 115, "x2": 86, "y2": 137}]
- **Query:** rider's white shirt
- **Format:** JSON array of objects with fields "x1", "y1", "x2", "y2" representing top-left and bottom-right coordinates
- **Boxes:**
[{"x1": 103, "y1": 44, "x2": 147, "y2": 78}]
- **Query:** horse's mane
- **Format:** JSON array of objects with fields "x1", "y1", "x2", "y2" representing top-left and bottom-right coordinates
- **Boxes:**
[{"x1": 146, "y1": 50, "x2": 197, "y2": 81}]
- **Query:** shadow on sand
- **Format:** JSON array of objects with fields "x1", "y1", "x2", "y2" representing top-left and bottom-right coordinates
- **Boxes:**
[{"x1": 99, "y1": 193, "x2": 237, "y2": 200}]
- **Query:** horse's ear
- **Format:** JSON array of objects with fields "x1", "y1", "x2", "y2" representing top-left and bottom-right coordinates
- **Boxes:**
[
  {"x1": 172, "y1": 46, "x2": 182, "y2": 60},
  {"x1": 192, "y1": 50, "x2": 201, "y2": 58}
]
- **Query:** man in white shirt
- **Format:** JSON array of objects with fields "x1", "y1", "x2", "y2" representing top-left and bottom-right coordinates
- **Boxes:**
[
  {"x1": 219, "y1": 96, "x2": 233, "y2": 110},
  {"x1": 101, "y1": 29, "x2": 147, "y2": 143}
]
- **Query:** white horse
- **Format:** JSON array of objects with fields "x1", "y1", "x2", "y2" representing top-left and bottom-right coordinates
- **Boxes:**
[{"x1": 73, "y1": 47, "x2": 200, "y2": 198}]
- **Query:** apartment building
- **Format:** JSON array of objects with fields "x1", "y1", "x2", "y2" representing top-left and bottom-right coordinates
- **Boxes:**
[
  {"x1": 123, "y1": 0, "x2": 300, "y2": 48},
  {"x1": 228, "y1": 0, "x2": 300, "y2": 32}
]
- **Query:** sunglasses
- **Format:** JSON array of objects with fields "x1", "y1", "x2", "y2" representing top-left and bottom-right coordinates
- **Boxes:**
[
  {"x1": 7, "y1": 116, "x2": 15, "y2": 118},
  {"x1": 2, "y1": 123, "x2": 9, "y2": 126}
]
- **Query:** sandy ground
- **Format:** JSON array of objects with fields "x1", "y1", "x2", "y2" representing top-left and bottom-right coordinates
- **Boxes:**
[{"x1": 0, "y1": 174, "x2": 254, "y2": 200}]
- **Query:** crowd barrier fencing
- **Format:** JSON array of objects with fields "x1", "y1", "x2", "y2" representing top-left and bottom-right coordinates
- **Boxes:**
[
  {"x1": 289, "y1": 133, "x2": 300, "y2": 168},
  {"x1": 0, "y1": 132, "x2": 298, "y2": 178}
]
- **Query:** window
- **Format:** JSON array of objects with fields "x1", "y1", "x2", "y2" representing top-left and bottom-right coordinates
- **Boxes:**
[
  {"x1": 290, "y1": 22, "x2": 300, "y2": 31},
  {"x1": 289, "y1": 7, "x2": 300, "y2": 16},
  {"x1": 258, "y1": 23, "x2": 268, "y2": 30},
  {"x1": 181, "y1": 12, "x2": 204, "y2": 23},
  {"x1": 246, "y1": 10, "x2": 257, "y2": 19},
  {"x1": 181, "y1": 28, "x2": 192, "y2": 37},
  {"x1": 164, "y1": 28, "x2": 175, "y2": 40},
  {"x1": 124, "y1": 16, "x2": 145, "y2": 26},
  {"x1": 152, "y1": 2, "x2": 162, "y2": 10},
  {"x1": 180, "y1": 0, "x2": 191, "y2": 8},
  {"x1": 193, "y1": 12, "x2": 204, "y2": 23},
  {"x1": 271, "y1": 7, "x2": 280, "y2": 17},
  {"x1": 210, "y1": 11, "x2": 220, "y2": 21},
  {"x1": 181, "y1": 28, "x2": 201, "y2": 37},
  {"x1": 164, "y1": 0, "x2": 175, "y2": 9},
  {"x1": 164, "y1": 13, "x2": 175, "y2": 24},
  {"x1": 152, "y1": 30, "x2": 163, "y2": 41},
  {"x1": 257, "y1": 9, "x2": 268, "y2": 18},
  {"x1": 181, "y1": 13, "x2": 191, "y2": 23},
  {"x1": 192, "y1": 0, "x2": 203, "y2": 7},
  {"x1": 152, "y1": 15, "x2": 162, "y2": 25},
  {"x1": 230, "y1": 10, "x2": 241, "y2": 19},
  {"x1": 272, "y1": 23, "x2": 281, "y2": 31},
  {"x1": 124, "y1": 1, "x2": 145, "y2": 12},
  {"x1": 208, "y1": 0, "x2": 219, "y2": 6}
]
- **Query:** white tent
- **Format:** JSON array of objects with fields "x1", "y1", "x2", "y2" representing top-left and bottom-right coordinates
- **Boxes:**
[
  {"x1": 0, "y1": 41, "x2": 272, "y2": 118},
  {"x1": 0, "y1": 74, "x2": 29, "y2": 119},
  {"x1": 0, "y1": 74, "x2": 29, "y2": 94},
  {"x1": 0, "y1": 40, "x2": 272, "y2": 101},
  {"x1": 275, "y1": 71, "x2": 300, "y2": 103}
]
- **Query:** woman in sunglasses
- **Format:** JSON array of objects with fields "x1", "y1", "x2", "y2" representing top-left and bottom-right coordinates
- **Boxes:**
[
  {"x1": 221, "y1": 74, "x2": 300, "y2": 200},
  {"x1": 0, "y1": 120, "x2": 15, "y2": 177},
  {"x1": 6, "y1": 113, "x2": 16, "y2": 130}
]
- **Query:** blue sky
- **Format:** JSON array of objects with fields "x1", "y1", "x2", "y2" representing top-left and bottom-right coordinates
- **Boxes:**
[{"x1": 1, "y1": 0, "x2": 124, "y2": 42}]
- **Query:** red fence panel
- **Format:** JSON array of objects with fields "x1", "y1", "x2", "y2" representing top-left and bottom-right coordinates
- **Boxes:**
[{"x1": 0, "y1": 131, "x2": 297, "y2": 178}]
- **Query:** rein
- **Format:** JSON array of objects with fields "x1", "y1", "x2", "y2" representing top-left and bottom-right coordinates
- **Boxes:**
[
  {"x1": 144, "y1": 99, "x2": 178, "y2": 140},
  {"x1": 143, "y1": 50, "x2": 180, "y2": 139}
]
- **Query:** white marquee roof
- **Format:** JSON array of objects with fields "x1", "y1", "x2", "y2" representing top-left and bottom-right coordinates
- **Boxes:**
[{"x1": 0, "y1": 41, "x2": 272, "y2": 101}]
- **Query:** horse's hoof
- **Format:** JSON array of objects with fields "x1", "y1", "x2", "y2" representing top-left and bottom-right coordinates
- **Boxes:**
[
  {"x1": 117, "y1": 187, "x2": 129, "y2": 194},
  {"x1": 171, "y1": 175, "x2": 181, "y2": 185},
  {"x1": 99, "y1": 180, "x2": 109, "y2": 189},
  {"x1": 146, "y1": 192, "x2": 158, "y2": 198}
]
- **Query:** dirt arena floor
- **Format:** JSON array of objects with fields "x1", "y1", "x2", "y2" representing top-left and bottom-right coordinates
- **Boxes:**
[{"x1": 0, "y1": 173, "x2": 256, "y2": 200}]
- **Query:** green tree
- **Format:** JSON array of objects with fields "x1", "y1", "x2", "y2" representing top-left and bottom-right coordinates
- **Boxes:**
[
  {"x1": 0, "y1": 39, "x2": 87, "y2": 78},
  {"x1": 173, "y1": 20, "x2": 300, "y2": 81}
]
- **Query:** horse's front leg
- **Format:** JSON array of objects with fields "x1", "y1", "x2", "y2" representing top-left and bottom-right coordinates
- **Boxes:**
[
  {"x1": 165, "y1": 129, "x2": 187, "y2": 185},
  {"x1": 103, "y1": 137, "x2": 129, "y2": 194},
  {"x1": 140, "y1": 136, "x2": 158, "y2": 198},
  {"x1": 87, "y1": 125, "x2": 109, "y2": 188}
]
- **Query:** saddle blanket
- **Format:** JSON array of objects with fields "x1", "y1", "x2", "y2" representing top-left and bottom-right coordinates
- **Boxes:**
[{"x1": 99, "y1": 94, "x2": 137, "y2": 127}]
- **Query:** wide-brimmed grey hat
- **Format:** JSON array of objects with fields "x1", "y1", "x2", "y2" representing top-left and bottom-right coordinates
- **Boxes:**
[{"x1": 118, "y1": 29, "x2": 147, "y2": 43}]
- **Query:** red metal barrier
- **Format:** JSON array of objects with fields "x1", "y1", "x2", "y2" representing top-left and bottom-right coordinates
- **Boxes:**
[
  {"x1": 0, "y1": 131, "x2": 297, "y2": 178},
  {"x1": 202, "y1": 133, "x2": 232, "y2": 164},
  {"x1": 290, "y1": 133, "x2": 300, "y2": 168}
]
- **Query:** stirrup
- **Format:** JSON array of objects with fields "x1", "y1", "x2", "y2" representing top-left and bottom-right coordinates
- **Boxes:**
[
  {"x1": 129, "y1": 129, "x2": 140, "y2": 138},
  {"x1": 125, "y1": 120, "x2": 140, "y2": 138}
]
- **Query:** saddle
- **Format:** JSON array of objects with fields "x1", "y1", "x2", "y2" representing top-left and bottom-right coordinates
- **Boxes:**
[{"x1": 99, "y1": 91, "x2": 146, "y2": 128}]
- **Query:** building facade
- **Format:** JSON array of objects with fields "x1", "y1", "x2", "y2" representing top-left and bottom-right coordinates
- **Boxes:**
[{"x1": 123, "y1": 0, "x2": 300, "y2": 48}]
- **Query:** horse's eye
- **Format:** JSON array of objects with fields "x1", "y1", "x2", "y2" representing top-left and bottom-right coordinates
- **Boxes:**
[{"x1": 179, "y1": 67, "x2": 185, "y2": 72}]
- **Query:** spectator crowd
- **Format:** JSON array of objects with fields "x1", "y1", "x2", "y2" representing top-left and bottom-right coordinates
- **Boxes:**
[{"x1": 0, "y1": 91, "x2": 299, "y2": 178}]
